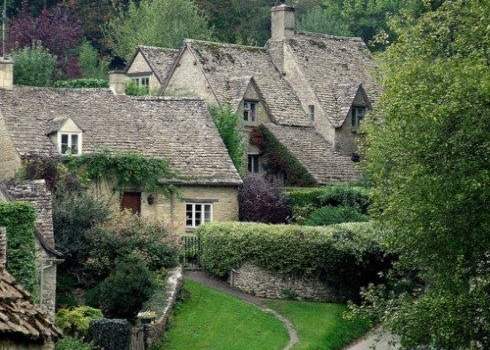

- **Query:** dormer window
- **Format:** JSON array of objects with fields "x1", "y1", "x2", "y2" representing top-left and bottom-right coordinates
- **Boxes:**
[
  {"x1": 243, "y1": 101, "x2": 257, "y2": 123},
  {"x1": 58, "y1": 132, "x2": 82, "y2": 155},
  {"x1": 351, "y1": 106, "x2": 366, "y2": 130}
]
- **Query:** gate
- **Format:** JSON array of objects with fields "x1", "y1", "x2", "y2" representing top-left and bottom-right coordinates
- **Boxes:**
[{"x1": 182, "y1": 234, "x2": 201, "y2": 270}]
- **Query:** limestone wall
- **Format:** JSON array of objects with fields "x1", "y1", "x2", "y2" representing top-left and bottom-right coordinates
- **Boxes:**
[
  {"x1": 0, "y1": 115, "x2": 22, "y2": 181},
  {"x1": 229, "y1": 263, "x2": 342, "y2": 302}
]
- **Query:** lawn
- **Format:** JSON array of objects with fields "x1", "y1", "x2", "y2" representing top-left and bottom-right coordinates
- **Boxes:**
[
  {"x1": 153, "y1": 280, "x2": 289, "y2": 350},
  {"x1": 266, "y1": 300, "x2": 370, "y2": 350}
]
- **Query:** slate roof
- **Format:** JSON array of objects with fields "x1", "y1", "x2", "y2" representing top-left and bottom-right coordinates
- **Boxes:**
[
  {"x1": 0, "y1": 87, "x2": 241, "y2": 186},
  {"x1": 264, "y1": 123, "x2": 361, "y2": 184},
  {"x1": 133, "y1": 46, "x2": 180, "y2": 84},
  {"x1": 284, "y1": 32, "x2": 380, "y2": 127},
  {"x1": 184, "y1": 39, "x2": 311, "y2": 127},
  {"x1": 0, "y1": 268, "x2": 61, "y2": 343}
]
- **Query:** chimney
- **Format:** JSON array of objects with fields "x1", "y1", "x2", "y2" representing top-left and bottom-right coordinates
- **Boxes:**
[
  {"x1": 0, "y1": 58, "x2": 13, "y2": 90},
  {"x1": 271, "y1": 4, "x2": 296, "y2": 41},
  {"x1": 109, "y1": 70, "x2": 128, "y2": 95},
  {"x1": 0, "y1": 227, "x2": 6, "y2": 270}
]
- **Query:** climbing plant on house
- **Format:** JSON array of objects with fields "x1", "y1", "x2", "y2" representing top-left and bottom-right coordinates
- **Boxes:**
[{"x1": 0, "y1": 202, "x2": 38, "y2": 297}]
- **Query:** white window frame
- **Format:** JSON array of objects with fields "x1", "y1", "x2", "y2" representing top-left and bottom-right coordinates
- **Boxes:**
[
  {"x1": 57, "y1": 132, "x2": 82, "y2": 156},
  {"x1": 132, "y1": 76, "x2": 150, "y2": 90},
  {"x1": 186, "y1": 203, "x2": 213, "y2": 229},
  {"x1": 248, "y1": 154, "x2": 260, "y2": 174},
  {"x1": 351, "y1": 106, "x2": 366, "y2": 130},
  {"x1": 243, "y1": 100, "x2": 257, "y2": 123}
]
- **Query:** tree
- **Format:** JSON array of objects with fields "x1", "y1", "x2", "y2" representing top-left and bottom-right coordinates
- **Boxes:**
[
  {"x1": 7, "y1": 2, "x2": 83, "y2": 77},
  {"x1": 12, "y1": 45, "x2": 56, "y2": 86},
  {"x1": 106, "y1": 0, "x2": 213, "y2": 61},
  {"x1": 78, "y1": 40, "x2": 108, "y2": 79},
  {"x1": 209, "y1": 104, "x2": 247, "y2": 176},
  {"x1": 353, "y1": 1, "x2": 490, "y2": 348}
]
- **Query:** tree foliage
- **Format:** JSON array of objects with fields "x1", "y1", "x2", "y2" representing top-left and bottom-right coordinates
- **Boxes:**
[
  {"x1": 106, "y1": 0, "x2": 213, "y2": 60},
  {"x1": 12, "y1": 45, "x2": 56, "y2": 86},
  {"x1": 78, "y1": 40, "x2": 108, "y2": 79},
  {"x1": 354, "y1": 1, "x2": 490, "y2": 348}
]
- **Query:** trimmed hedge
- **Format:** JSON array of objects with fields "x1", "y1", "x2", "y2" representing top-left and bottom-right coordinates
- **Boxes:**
[
  {"x1": 0, "y1": 202, "x2": 38, "y2": 296},
  {"x1": 54, "y1": 79, "x2": 109, "y2": 89},
  {"x1": 304, "y1": 206, "x2": 368, "y2": 226},
  {"x1": 198, "y1": 222, "x2": 392, "y2": 299}
]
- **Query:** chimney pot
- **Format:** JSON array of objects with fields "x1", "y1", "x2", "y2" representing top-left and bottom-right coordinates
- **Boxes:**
[{"x1": 0, "y1": 58, "x2": 13, "y2": 91}]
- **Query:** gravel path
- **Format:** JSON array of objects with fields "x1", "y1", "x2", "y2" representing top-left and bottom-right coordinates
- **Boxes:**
[
  {"x1": 344, "y1": 327, "x2": 400, "y2": 350},
  {"x1": 185, "y1": 270, "x2": 299, "y2": 350}
]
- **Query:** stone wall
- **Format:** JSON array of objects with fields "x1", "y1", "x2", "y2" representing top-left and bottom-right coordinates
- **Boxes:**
[
  {"x1": 0, "y1": 115, "x2": 22, "y2": 181},
  {"x1": 229, "y1": 263, "x2": 342, "y2": 302}
]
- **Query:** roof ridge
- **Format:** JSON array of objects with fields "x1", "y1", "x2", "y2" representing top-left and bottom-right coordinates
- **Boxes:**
[
  {"x1": 131, "y1": 96, "x2": 204, "y2": 102},
  {"x1": 185, "y1": 38, "x2": 265, "y2": 51},
  {"x1": 295, "y1": 31, "x2": 364, "y2": 42},
  {"x1": 13, "y1": 86, "x2": 113, "y2": 93},
  {"x1": 138, "y1": 45, "x2": 179, "y2": 52}
]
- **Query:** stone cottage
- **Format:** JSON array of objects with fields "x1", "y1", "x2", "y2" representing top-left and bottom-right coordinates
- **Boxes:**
[
  {"x1": 0, "y1": 181, "x2": 63, "y2": 320},
  {"x1": 113, "y1": 4, "x2": 379, "y2": 184},
  {"x1": 0, "y1": 227, "x2": 61, "y2": 350},
  {"x1": 0, "y1": 76, "x2": 241, "y2": 233}
]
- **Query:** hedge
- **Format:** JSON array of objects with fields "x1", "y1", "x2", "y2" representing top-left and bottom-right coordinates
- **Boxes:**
[
  {"x1": 54, "y1": 79, "x2": 109, "y2": 89},
  {"x1": 197, "y1": 222, "x2": 392, "y2": 298},
  {"x1": 0, "y1": 202, "x2": 38, "y2": 296},
  {"x1": 304, "y1": 206, "x2": 369, "y2": 226}
]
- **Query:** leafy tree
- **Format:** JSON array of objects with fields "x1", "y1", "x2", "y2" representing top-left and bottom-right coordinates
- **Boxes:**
[
  {"x1": 12, "y1": 45, "x2": 56, "y2": 86},
  {"x1": 209, "y1": 104, "x2": 246, "y2": 175},
  {"x1": 78, "y1": 40, "x2": 108, "y2": 79},
  {"x1": 298, "y1": 4, "x2": 352, "y2": 37},
  {"x1": 7, "y1": 2, "x2": 83, "y2": 76},
  {"x1": 352, "y1": 1, "x2": 490, "y2": 348},
  {"x1": 106, "y1": 0, "x2": 213, "y2": 60}
]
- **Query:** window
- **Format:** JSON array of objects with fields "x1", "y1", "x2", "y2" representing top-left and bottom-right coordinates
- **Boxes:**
[
  {"x1": 132, "y1": 76, "x2": 150, "y2": 90},
  {"x1": 308, "y1": 105, "x2": 315, "y2": 121},
  {"x1": 186, "y1": 203, "x2": 213, "y2": 228},
  {"x1": 351, "y1": 106, "x2": 366, "y2": 130},
  {"x1": 248, "y1": 154, "x2": 260, "y2": 174},
  {"x1": 121, "y1": 192, "x2": 142, "y2": 215},
  {"x1": 243, "y1": 101, "x2": 257, "y2": 123},
  {"x1": 58, "y1": 133, "x2": 81, "y2": 155}
]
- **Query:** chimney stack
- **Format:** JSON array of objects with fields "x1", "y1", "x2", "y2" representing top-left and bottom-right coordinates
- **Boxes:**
[
  {"x1": 271, "y1": 4, "x2": 296, "y2": 41},
  {"x1": 0, "y1": 58, "x2": 13, "y2": 90},
  {"x1": 0, "y1": 227, "x2": 7, "y2": 270}
]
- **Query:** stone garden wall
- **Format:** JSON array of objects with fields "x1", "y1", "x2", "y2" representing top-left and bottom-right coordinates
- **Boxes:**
[{"x1": 229, "y1": 263, "x2": 342, "y2": 302}]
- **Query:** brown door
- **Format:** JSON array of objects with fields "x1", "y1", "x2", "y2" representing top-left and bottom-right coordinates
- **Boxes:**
[{"x1": 121, "y1": 192, "x2": 141, "y2": 215}]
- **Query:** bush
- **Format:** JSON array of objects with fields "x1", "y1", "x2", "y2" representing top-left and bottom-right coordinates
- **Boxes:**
[
  {"x1": 84, "y1": 211, "x2": 179, "y2": 285},
  {"x1": 304, "y1": 206, "x2": 369, "y2": 226},
  {"x1": 209, "y1": 104, "x2": 246, "y2": 175},
  {"x1": 238, "y1": 175, "x2": 291, "y2": 224},
  {"x1": 198, "y1": 222, "x2": 392, "y2": 299},
  {"x1": 85, "y1": 256, "x2": 157, "y2": 319},
  {"x1": 125, "y1": 80, "x2": 149, "y2": 96},
  {"x1": 86, "y1": 319, "x2": 131, "y2": 350},
  {"x1": 12, "y1": 45, "x2": 56, "y2": 86},
  {"x1": 55, "y1": 306, "x2": 103, "y2": 337},
  {"x1": 286, "y1": 185, "x2": 371, "y2": 223},
  {"x1": 54, "y1": 79, "x2": 109, "y2": 89},
  {"x1": 55, "y1": 336, "x2": 92, "y2": 350},
  {"x1": 0, "y1": 202, "x2": 37, "y2": 296}
]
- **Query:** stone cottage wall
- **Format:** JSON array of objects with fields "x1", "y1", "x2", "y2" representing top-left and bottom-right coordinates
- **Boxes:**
[
  {"x1": 0, "y1": 115, "x2": 22, "y2": 181},
  {"x1": 229, "y1": 263, "x2": 342, "y2": 302}
]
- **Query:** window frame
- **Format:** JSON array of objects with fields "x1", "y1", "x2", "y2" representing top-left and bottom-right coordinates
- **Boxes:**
[
  {"x1": 308, "y1": 105, "x2": 315, "y2": 121},
  {"x1": 351, "y1": 106, "x2": 366, "y2": 130},
  {"x1": 132, "y1": 76, "x2": 150, "y2": 91},
  {"x1": 248, "y1": 154, "x2": 260, "y2": 174},
  {"x1": 186, "y1": 203, "x2": 213, "y2": 229},
  {"x1": 57, "y1": 132, "x2": 82, "y2": 156},
  {"x1": 243, "y1": 100, "x2": 258, "y2": 123}
]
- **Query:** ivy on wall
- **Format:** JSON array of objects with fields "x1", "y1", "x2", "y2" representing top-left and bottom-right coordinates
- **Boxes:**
[
  {"x1": 0, "y1": 202, "x2": 38, "y2": 297},
  {"x1": 65, "y1": 151, "x2": 176, "y2": 194},
  {"x1": 256, "y1": 125, "x2": 316, "y2": 186}
]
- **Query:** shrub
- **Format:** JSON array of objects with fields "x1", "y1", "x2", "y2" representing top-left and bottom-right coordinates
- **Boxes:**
[
  {"x1": 55, "y1": 336, "x2": 92, "y2": 350},
  {"x1": 125, "y1": 80, "x2": 149, "y2": 96},
  {"x1": 12, "y1": 45, "x2": 56, "y2": 86},
  {"x1": 56, "y1": 306, "x2": 103, "y2": 337},
  {"x1": 86, "y1": 319, "x2": 131, "y2": 350},
  {"x1": 54, "y1": 79, "x2": 109, "y2": 89},
  {"x1": 86, "y1": 256, "x2": 157, "y2": 319},
  {"x1": 238, "y1": 175, "x2": 291, "y2": 224},
  {"x1": 304, "y1": 206, "x2": 369, "y2": 226},
  {"x1": 209, "y1": 104, "x2": 246, "y2": 175},
  {"x1": 0, "y1": 202, "x2": 37, "y2": 296},
  {"x1": 84, "y1": 211, "x2": 178, "y2": 285},
  {"x1": 198, "y1": 222, "x2": 392, "y2": 299}
]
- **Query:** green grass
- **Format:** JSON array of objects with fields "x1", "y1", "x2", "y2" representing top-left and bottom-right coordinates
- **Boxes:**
[
  {"x1": 154, "y1": 280, "x2": 288, "y2": 350},
  {"x1": 267, "y1": 300, "x2": 370, "y2": 350}
]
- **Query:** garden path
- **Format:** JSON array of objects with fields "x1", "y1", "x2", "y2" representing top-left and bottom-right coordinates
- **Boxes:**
[
  {"x1": 344, "y1": 327, "x2": 400, "y2": 350},
  {"x1": 185, "y1": 270, "x2": 299, "y2": 350}
]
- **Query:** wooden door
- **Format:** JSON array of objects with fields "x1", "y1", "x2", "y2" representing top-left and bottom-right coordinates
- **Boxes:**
[{"x1": 121, "y1": 192, "x2": 141, "y2": 215}]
